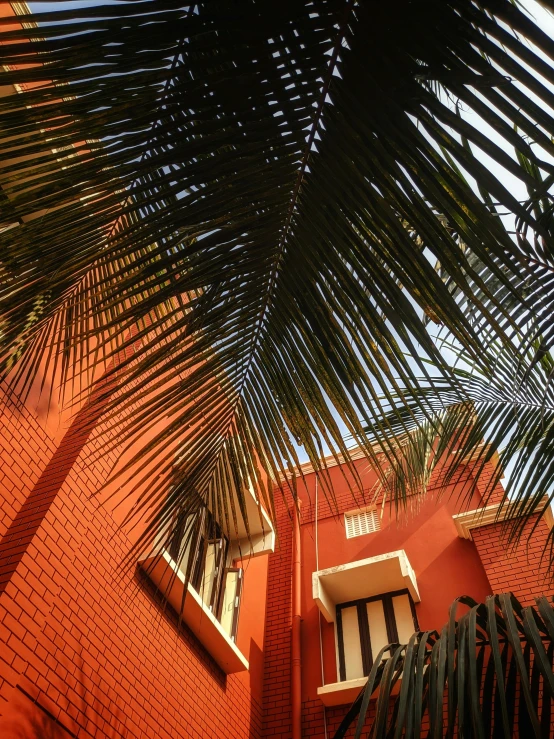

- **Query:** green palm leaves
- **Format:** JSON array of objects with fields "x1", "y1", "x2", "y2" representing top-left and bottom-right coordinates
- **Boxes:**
[
  {"x1": 1, "y1": 1, "x2": 554, "y2": 546},
  {"x1": 333, "y1": 594, "x2": 554, "y2": 739},
  {"x1": 363, "y1": 340, "x2": 554, "y2": 546}
]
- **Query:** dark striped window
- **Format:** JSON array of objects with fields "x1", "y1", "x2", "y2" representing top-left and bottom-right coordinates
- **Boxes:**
[
  {"x1": 168, "y1": 506, "x2": 243, "y2": 641},
  {"x1": 336, "y1": 589, "x2": 419, "y2": 682}
]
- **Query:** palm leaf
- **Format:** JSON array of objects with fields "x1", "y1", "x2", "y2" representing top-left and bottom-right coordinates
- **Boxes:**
[
  {"x1": 362, "y1": 337, "x2": 554, "y2": 559},
  {"x1": 2, "y1": 1, "x2": 554, "y2": 550},
  {"x1": 333, "y1": 593, "x2": 554, "y2": 739},
  {"x1": 362, "y1": 137, "x2": 554, "y2": 556}
]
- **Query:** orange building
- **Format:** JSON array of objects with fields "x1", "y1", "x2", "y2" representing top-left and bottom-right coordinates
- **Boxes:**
[
  {"x1": 0, "y1": 383, "x2": 553, "y2": 739},
  {"x1": 0, "y1": 3, "x2": 553, "y2": 739},
  {"x1": 263, "y1": 454, "x2": 554, "y2": 738}
]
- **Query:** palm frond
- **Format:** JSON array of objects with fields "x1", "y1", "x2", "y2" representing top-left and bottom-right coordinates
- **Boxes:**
[
  {"x1": 333, "y1": 593, "x2": 554, "y2": 739},
  {"x1": 362, "y1": 134, "x2": 554, "y2": 554},
  {"x1": 363, "y1": 337, "x2": 554, "y2": 555},
  {"x1": 2, "y1": 1, "x2": 554, "y2": 548}
]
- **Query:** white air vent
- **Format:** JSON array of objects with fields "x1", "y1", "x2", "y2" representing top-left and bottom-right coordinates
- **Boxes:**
[{"x1": 344, "y1": 507, "x2": 380, "y2": 539}]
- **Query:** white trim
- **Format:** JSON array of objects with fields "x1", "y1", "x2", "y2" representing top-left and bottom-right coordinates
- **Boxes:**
[
  {"x1": 139, "y1": 548, "x2": 249, "y2": 674},
  {"x1": 317, "y1": 675, "x2": 402, "y2": 707},
  {"x1": 452, "y1": 498, "x2": 554, "y2": 540},
  {"x1": 317, "y1": 677, "x2": 368, "y2": 707},
  {"x1": 313, "y1": 550, "x2": 420, "y2": 623},
  {"x1": 276, "y1": 441, "x2": 503, "y2": 484},
  {"x1": 172, "y1": 447, "x2": 275, "y2": 553},
  {"x1": 344, "y1": 505, "x2": 380, "y2": 539},
  {"x1": 278, "y1": 444, "x2": 371, "y2": 480}
]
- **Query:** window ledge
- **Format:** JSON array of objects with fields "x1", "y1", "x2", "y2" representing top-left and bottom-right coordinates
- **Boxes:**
[
  {"x1": 139, "y1": 549, "x2": 249, "y2": 674},
  {"x1": 317, "y1": 676, "x2": 401, "y2": 707},
  {"x1": 318, "y1": 677, "x2": 368, "y2": 707}
]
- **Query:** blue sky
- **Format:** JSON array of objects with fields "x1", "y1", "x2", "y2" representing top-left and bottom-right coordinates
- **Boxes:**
[{"x1": 28, "y1": 1, "x2": 122, "y2": 13}]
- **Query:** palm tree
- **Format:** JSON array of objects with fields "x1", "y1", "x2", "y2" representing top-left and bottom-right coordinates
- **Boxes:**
[
  {"x1": 359, "y1": 142, "x2": 554, "y2": 553},
  {"x1": 1, "y1": 0, "x2": 554, "y2": 556}
]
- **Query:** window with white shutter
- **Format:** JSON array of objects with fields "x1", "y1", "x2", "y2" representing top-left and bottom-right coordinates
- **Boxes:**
[
  {"x1": 336, "y1": 590, "x2": 419, "y2": 681},
  {"x1": 344, "y1": 507, "x2": 380, "y2": 539}
]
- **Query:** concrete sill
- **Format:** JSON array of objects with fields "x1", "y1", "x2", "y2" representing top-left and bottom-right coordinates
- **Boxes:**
[
  {"x1": 317, "y1": 676, "x2": 402, "y2": 707},
  {"x1": 452, "y1": 497, "x2": 554, "y2": 540},
  {"x1": 318, "y1": 677, "x2": 368, "y2": 707},
  {"x1": 139, "y1": 549, "x2": 249, "y2": 674}
]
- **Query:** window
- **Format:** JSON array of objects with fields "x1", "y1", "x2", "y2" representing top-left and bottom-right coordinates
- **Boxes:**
[
  {"x1": 168, "y1": 505, "x2": 243, "y2": 642},
  {"x1": 141, "y1": 488, "x2": 273, "y2": 674},
  {"x1": 344, "y1": 507, "x2": 380, "y2": 539},
  {"x1": 219, "y1": 568, "x2": 243, "y2": 639},
  {"x1": 336, "y1": 590, "x2": 419, "y2": 681}
]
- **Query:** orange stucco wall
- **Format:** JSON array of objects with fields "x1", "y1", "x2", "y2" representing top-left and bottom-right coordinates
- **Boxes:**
[
  {"x1": 261, "y1": 456, "x2": 553, "y2": 739},
  {"x1": 300, "y1": 486, "x2": 492, "y2": 697}
]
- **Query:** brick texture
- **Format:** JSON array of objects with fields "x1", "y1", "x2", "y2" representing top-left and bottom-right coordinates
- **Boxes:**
[
  {"x1": 261, "y1": 482, "x2": 385, "y2": 739},
  {"x1": 0, "y1": 386, "x2": 109, "y2": 596},
  {"x1": 0, "y1": 395, "x2": 56, "y2": 542},
  {"x1": 261, "y1": 458, "x2": 552, "y2": 738},
  {"x1": 302, "y1": 698, "x2": 387, "y2": 738},
  {"x1": 472, "y1": 514, "x2": 554, "y2": 606},
  {"x1": 1, "y1": 378, "x2": 551, "y2": 739},
  {"x1": 298, "y1": 461, "x2": 483, "y2": 527},
  {"x1": 261, "y1": 496, "x2": 293, "y2": 738},
  {"x1": 0, "y1": 391, "x2": 262, "y2": 738}
]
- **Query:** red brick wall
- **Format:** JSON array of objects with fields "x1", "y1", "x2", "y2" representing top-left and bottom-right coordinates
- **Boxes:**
[
  {"x1": 0, "y1": 394, "x2": 56, "y2": 541},
  {"x1": 302, "y1": 698, "x2": 381, "y2": 738},
  {"x1": 261, "y1": 466, "x2": 430, "y2": 739},
  {"x1": 261, "y1": 494, "x2": 293, "y2": 738},
  {"x1": 0, "y1": 392, "x2": 264, "y2": 739},
  {"x1": 261, "y1": 496, "x2": 397, "y2": 739},
  {"x1": 472, "y1": 514, "x2": 554, "y2": 606}
]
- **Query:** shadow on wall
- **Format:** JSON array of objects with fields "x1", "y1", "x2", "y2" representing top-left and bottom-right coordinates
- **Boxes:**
[
  {"x1": 0, "y1": 688, "x2": 74, "y2": 739},
  {"x1": 134, "y1": 566, "x2": 228, "y2": 690},
  {"x1": 248, "y1": 638, "x2": 264, "y2": 739},
  {"x1": 0, "y1": 681, "x2": 128, "y2": 739}
]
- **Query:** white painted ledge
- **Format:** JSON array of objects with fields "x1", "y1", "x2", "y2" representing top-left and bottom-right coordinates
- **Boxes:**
[
  {"x1": 312, "y1": 550, "x2": 420, "y2": 623},
  {"x1": 452, "y1": 498, "x2": 554, "y2": 540},
  {"x1": 317, "y1": 675, "x2": 402, "y2": 707},
  {"x1": 139, "y1": 549, "x2": 249, "y2": 674},
  {"x1": 318, "y1": 677, "x2": 368, "y2": 707}
]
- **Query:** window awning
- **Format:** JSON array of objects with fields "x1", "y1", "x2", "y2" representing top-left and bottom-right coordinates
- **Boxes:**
[
  {"x1": 312, "y1": 549, "x2": 420, "y2": 623},
  {"x1": 174, "y1": 447, "x2": 275, "y2": 558},
  {"x1": 225, "y1": 482, "x2": 275, "y2": 558},
  {"x1": 207, "y1": 482, "x2": 275, "y2": 559}
]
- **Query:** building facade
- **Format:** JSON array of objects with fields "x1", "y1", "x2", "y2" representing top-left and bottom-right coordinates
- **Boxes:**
[
  {"x1": 0, "y1": 366, "x2": 272, "y2": 738},
  {"x1": 0, "y1": 3, "x2": 553, "y2": 738},
  {"x1": 263, "y1": 454, "x2": 554, "y2": 738},
  {"x1": 0, "y1": 382, "x2": 553, "y2": 739}
]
